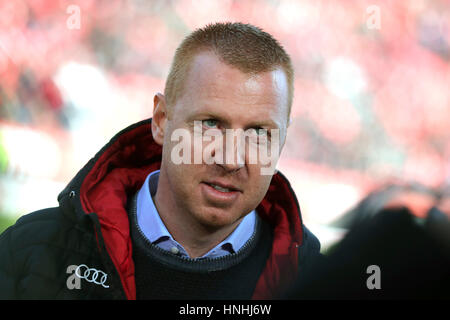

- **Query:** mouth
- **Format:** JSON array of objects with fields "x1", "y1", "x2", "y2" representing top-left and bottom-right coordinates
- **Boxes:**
[
  {"x1": 200, "y1": 180, "x2": 241, "y2": 205},
  {"x1": 202, "y1": 181, "x2": 241, "y2": 193}
]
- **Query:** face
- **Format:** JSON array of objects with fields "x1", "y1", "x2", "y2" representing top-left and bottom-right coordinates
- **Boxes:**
[{"x1": 152, "y1": 51, "x2": 290, "y2": 232}]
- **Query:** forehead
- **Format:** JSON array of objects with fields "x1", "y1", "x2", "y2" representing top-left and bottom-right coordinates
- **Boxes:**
[{"x1": 175, "y1": 52, "x2": 289, "y2": 127}]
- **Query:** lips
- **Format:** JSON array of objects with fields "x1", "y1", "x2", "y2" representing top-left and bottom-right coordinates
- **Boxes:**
[
  {"x1": 207, "y1": 183, "x2": 232, "y2": 193},
  {"x1": 200, "y1": 180, "x2": 241, "y2": 205},
  {"x1": 203, "y1": 181, "x2": 241, "y2": 193}
]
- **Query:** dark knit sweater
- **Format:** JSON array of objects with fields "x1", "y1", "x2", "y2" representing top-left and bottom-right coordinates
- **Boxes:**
[{"x1": 128, "y1": 194, "x2": 274, "y2": 299}]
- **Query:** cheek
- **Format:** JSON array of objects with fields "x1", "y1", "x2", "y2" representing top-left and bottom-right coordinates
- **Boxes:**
[
  {"x1": 164, "y1": 162, "x2": 203, "y2": 212},
  {"x1": 246, "y1": 165, "x2": 273, "y2": 200}
]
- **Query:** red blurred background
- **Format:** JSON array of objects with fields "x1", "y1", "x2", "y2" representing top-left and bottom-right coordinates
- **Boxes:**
[{"x1": 0, "y1": 0, "x2": 449, "y2": 248}]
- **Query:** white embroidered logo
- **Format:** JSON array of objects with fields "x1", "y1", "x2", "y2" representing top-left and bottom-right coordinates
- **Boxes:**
[{"x1": 66, "y1": 264, "x2": 110, "y2": 289}]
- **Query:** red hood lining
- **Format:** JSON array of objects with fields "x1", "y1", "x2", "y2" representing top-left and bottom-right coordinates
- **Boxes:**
[{"x1": 79, "y1": 120, "x2": 303, "y2": 300}]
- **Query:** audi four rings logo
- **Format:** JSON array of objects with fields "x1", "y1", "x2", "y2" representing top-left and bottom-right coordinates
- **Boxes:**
[
  {"x1": 66, "y1": 264, "x2": 109, "y2": 289},
  {"x1": 76, "y1": 264, "x2": 110, "y2": 288}
]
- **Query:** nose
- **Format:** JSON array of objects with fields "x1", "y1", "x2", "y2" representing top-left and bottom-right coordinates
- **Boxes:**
[
  {"x1": 218, "y1": 149, "x2": 245, "y2": 173},
  {"x1": 216, "y1": 129, "x2": 246, "y2": 173}
]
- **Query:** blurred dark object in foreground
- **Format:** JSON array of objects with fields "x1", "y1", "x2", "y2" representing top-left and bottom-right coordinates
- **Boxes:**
[{"x1": 286, "y1": 184, "x2": 450, "y2": 299}]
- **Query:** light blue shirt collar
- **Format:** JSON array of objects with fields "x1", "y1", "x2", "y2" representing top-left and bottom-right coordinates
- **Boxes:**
[{"x1": 136, "y1": 170, "x2": 257, "y2": 259}]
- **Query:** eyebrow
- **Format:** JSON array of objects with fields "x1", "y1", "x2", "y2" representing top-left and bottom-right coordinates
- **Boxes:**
[
  {"x1": 246, "y1": 119, "x2": 280, "y2": 129},
  {"x1": 188, "y1": 111, "x2": 281, "y2": 130}
]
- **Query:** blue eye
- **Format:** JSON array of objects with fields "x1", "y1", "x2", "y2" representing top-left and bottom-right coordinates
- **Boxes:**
[
  {"x1": 203, "y1": 119, "x2": 218, "y2": 128},
  {"x1": 246, "y1": 127, "x2": 269, "y2": 145},
  {"x1": 254, "y1": 128, "x2": 268, "y2": 136}
]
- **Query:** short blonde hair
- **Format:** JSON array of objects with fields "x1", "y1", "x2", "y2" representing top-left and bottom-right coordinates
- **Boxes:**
[{"x1": 164, "y1": 22, "x2": 294, "y2": 117}]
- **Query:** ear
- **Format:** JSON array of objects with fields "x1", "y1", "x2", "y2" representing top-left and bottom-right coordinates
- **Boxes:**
[
  {"x1": 279, "y1": 116, "x2": 292, "y2": 150},
  {"x1": 151, "y1": 93, "x2": 168, "y2": 146}
]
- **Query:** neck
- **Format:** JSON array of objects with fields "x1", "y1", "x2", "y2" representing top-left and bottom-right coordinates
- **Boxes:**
[{"x1": 153, "y1": 169, "x2": 241, "y2": 258}]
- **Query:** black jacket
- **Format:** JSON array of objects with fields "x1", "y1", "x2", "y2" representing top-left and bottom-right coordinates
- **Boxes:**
[{"x1": 0, "y1": 118, "x2": 321, "y2": 299}]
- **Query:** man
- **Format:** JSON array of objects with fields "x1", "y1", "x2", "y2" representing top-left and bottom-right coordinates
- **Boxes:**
[{"x1": 0, "y1": 22, "x2": 320, "y2": 299}]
